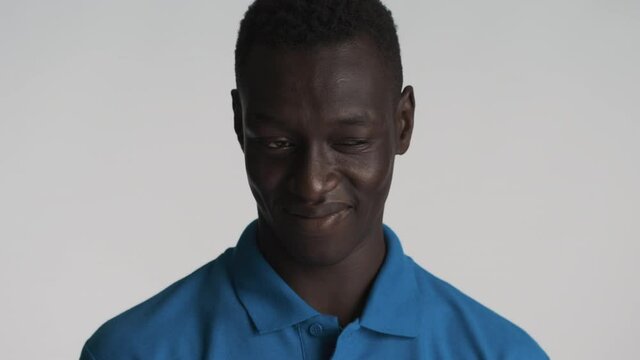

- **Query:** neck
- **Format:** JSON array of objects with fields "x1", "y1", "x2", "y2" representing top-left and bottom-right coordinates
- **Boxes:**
[{"x1": 257, "y1": 221, "x2": 387, "y2": 327}]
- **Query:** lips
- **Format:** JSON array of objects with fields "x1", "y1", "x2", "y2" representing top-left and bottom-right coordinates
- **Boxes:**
[{"x1": 283, "y1": 202, "x2": 351, "y2": 219}]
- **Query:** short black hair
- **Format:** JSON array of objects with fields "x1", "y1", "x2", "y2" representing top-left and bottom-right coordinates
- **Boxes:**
[{"x1": 234, "y1": 0, "x2": 403, "y2": 91}]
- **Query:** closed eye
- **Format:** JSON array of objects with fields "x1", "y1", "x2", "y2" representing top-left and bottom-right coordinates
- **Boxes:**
[
  {"x1": 335, "y1": 139, "x2": 369, "y2": 146},
  {"x1": 333, "y1": 139, "x2": 372, "y2": 153}
]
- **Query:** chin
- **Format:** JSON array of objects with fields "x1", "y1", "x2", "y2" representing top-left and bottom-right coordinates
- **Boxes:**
[
  {"x1": 258, "y1": 210, "x2": 368, "y2": 267},
  {"x1": 282, "y1": 234, "x2": 357, "y2": 267}
]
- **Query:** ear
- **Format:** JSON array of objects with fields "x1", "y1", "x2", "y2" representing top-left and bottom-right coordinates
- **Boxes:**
[
  {"x1": 231, "y1": 89, "x2": 244, "y2": 151},
  {"x1": 394, "y1": 85, "x2": 415, "y2": 155}
]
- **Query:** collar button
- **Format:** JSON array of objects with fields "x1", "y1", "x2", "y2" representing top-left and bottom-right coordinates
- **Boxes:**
[{"x1": 308, "y1": 323, "x2": 324, "y2": 337}]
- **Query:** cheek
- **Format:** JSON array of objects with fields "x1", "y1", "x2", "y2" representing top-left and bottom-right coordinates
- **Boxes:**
[
  {"x1": 245, "y1": 150, "x2": 288, "y2": 200},
  {"x1": 342, "y1": 147, "x2": 395, "y2": 196}
]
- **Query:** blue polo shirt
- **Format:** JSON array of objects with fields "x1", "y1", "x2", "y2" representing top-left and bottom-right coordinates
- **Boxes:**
[{"x1": 81, "y1": 221, "x2": 548, "y2": 359}]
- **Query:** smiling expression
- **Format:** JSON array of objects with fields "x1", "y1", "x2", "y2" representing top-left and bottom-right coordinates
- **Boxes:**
[{"x1": 233, "y1": 36, "x2": 414, "y2": 266}]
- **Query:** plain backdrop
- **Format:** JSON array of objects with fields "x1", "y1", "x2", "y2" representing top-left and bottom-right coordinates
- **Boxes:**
[{"x1": 1, "y1": 0, "x2": 639, "y2": 359}]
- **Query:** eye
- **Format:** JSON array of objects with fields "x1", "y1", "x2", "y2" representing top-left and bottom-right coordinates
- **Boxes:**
[
  {"x1": 265, "y1": 139, "x2": 294, "y2": 149},
  {"x1": 335, "y1": 139, "x2": 370, "y2": 147},
  {"x1": 337, "y1": 139, "x2": 368, "y2": 146},
  {"x1": 333, "y1": 138, "x2": 371, "y2": 152}
]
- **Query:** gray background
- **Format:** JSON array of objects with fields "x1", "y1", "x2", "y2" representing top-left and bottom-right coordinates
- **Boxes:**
[{"x1": 1, "y1": 0, "x2": 638, "y2": 359}]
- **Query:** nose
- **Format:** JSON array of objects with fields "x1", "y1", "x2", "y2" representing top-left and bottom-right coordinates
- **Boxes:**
[{"x1": 289, "y1": 143, "x2": 339, "y2": 203}]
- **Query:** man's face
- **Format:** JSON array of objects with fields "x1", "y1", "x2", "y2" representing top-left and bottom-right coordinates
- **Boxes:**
[{"x1": 233, "y1": 37, "x2": 414, "y2": 266}]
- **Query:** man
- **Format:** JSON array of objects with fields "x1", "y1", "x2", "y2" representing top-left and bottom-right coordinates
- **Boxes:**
[{"x1": 81, "y1": 0, "x2": 548, "y2": 359}]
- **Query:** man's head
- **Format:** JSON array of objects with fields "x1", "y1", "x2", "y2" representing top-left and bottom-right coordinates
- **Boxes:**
[{"x1": 232, "y1": 0, "x2": 415, "y2": 267}]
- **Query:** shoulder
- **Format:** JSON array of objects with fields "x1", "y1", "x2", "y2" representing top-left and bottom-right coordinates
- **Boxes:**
[
  {"x1": 82, "y1": 248, "x2": 236, "y2": 359},
  {"x1": 410, "y1": 258, "x2": 548, "y2": 359}
]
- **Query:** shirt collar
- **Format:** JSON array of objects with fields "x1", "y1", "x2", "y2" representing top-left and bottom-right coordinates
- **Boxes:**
[
  {"x1": 231, "y1": 221, "x2": 422, "y2": 337},
  {"x1": 231, "y1": 221, "x2": 319, "y2": 334},
  {"x1": 358, "y1": 225, "x2": 422, "y2": 338}
]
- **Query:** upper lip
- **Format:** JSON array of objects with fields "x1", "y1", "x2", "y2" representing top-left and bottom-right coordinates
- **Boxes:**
[{"x1": 283, "y1": 202, "x2": 351, "y2": 219}]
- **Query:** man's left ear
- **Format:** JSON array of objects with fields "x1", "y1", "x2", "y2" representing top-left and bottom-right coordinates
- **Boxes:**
[{"x1": 394, "y1": 85, "x2": 415, "y2": 155}]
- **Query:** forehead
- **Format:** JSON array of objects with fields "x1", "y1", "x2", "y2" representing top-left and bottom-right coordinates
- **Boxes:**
[{"x1": 238, "y1": 37, "x2": 396, "y2": 119}]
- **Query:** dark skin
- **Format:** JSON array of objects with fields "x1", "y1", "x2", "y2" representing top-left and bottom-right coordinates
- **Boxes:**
[{"x1": 232, "y1": 36, "x2": 415, "y2": 326}]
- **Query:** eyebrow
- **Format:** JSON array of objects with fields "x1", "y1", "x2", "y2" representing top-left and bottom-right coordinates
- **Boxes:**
[
  {"x1": 245, "y1": 113, "x2": 290, "y2": 129},
  {"x1": 246, "y1": 113, "x2": 373, "y2": 128},
  {"x1": 333, "y1": 116, "x2": 372, "y2": 127}
]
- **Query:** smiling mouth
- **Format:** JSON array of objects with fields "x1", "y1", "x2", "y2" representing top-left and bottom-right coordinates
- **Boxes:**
[{"x1": 283, "y1": 203, "x2": 351, "y2": 219}]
